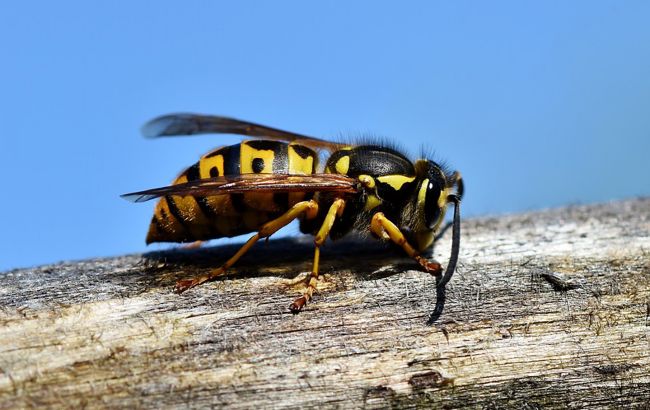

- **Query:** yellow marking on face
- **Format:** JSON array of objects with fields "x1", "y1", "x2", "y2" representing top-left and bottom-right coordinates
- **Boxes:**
[
  {"x1": 417, "y1": 178, "x2": 429, "y2": 204},
  {"x1": 288, "y1": 145, "x2": 314, "y2": 174},
  {"x1": 377, "y1": 175, "x2": 416, "y2": 190},
  {"x1": 364, "y1": 194, "x2": 382, "y2": 211},
  {"x1": 334, "y1": 155, "x2": 350, "y2": 174},
  {"x1": 438, "y1": 187, "x2": 450, "y2": 209},
  {"x1": 431, "y1": 187, "x2": 450, "y2": 232},
  {"x1": 199, "y1": 154, "x2": 225, "y2": 179},
  {"x1": 241, "y1": 142, "x2": 274, "y2": 174}
]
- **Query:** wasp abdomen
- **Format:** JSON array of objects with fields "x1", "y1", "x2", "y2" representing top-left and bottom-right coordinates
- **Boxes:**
[{"x1": 146, "y1": 140, "x2": 318, "y2": 244}]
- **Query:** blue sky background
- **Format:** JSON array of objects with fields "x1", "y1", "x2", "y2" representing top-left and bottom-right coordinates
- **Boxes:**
[{"x1": 1, "y1": 1, "x2": 649, "y2": 271}]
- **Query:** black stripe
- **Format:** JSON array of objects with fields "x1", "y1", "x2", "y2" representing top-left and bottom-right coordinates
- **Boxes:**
[
  {"x1": 290, "y1": 144, "x2": 314, "y2": 159},
  {"x1": 218, "y1": 144, "x2": 246, "y2": 213},
  {"x1": 273, "y1": 192, "x2": 290, "y2": 210},
  {"x1": 204, "y1": 147, "x2": 224, "y2": 159},
  {"x1": 246, "y1": 140, "x2": 284, "y2": 151},
  {"x1": 194, "y1": 197, "x2": 220, "y2": 239},
  {"x1": 164, "y1": 196, "x2": 192, "y2": 240},
  {"x1": 186, "y1": 162, "x2": 201, "y2": 181},
  {"x1": 230, "y1": 193, "x2": 247, "y2": 213},
  {"x1": 195, "y1": 196, "x2": 219, "y2": 219},
  {"x1": 151, "y1": 215, "x2": 164, "y2": 231},
  {"x1": 222, "y1": 144, "x2": 241, "y2": 176}
]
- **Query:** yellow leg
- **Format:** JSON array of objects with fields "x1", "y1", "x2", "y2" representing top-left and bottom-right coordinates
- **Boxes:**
[
  {"x1": 175, "y1": 199, "x2": 319, "y2": 293},
  {"x1": 289, "y1": 198, "x2": 345, "y2": 312},
  {"x1": 370, "y1": 212, "x2": 442, "y2": 275}
]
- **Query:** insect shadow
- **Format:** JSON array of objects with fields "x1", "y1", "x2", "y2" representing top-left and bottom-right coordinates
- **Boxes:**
[
  {"x1": 142, "y1": 236, "x2": 427, "y2": 286},
  {"x1": 141, "y1": 237, "x2": 449, "y2": 324}
]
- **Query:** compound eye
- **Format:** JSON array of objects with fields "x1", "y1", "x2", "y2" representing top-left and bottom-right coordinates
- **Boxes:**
[{"x1": 424, "y1": 180, "x2": 442, "y2": 229}]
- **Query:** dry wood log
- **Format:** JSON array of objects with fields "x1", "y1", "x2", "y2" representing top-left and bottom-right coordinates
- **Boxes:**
[{"x1": 1, "y1": 198, "x2": 649, "y2": 409}]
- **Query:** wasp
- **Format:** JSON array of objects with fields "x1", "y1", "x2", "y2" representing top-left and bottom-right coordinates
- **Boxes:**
[{"x1": 122, "y1": 114, "x2": 463, "y2": 314}]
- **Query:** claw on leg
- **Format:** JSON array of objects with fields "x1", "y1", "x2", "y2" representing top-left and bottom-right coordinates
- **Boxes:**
[
  {"x1": 371, "y1": 212, "x2": 444, "y2": 275},
  {"x1": 175, "y1": 278, "x2": 202, "y2": 294},
  {"x1": 175, "y1": 267, "x2": 226, "y2": 293},
  {"x1": 415, "y1": 257, "x2": 443, "y2": 276},
  {"x1": 289, "y1": 296, "x2": 308, "y2": 313}
]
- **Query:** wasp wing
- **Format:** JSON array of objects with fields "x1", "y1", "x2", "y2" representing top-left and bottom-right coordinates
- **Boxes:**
[
  {"x1": 142, "y1": 113, "x2": 342, "y2": 152},
  {"x1": 122, "y1": 173, "x2": 359, "y2": 203}
]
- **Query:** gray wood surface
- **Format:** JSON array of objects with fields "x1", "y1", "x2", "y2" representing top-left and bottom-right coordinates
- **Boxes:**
[{"x1": 1, "y1": 198, "x2": 649, "y2": 409}]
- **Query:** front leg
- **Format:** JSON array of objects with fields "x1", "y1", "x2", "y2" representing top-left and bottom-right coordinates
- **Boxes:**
[{"x1": 370, "y1": 212, "x2": 443, "y2": 277}]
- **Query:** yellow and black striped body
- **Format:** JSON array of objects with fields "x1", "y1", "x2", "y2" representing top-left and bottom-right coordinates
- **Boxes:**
[
  {"x1": 147, "y1": 140, "x2": 318, "y2": 244},
  {"x1": 124, "y1": 113, "x2": 464, "y2": 318}
]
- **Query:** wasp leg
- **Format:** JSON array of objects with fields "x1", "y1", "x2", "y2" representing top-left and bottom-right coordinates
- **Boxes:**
[
  {"x1": 175, "y1": 200, "x2": 319, "y2": 293},
  {"x1": 289, "y1": 198, "x2": 346, "y2": 313},
  {"x1": 370, "y1": 212, "x2": 443, "y2": 276}
]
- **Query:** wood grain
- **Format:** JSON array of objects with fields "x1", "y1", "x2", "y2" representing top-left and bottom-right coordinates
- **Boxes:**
[{"x1": 1, "y1": 198, "x2": 649, "y2": 409}]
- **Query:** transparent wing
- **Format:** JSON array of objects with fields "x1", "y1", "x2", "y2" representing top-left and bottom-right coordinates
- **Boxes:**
[
  {"x1": 122, "y1": 173, "x2": 359, "y2": 203},
  {"x1": 142, "y1": 113, "x2": 342, "y2": 152}
]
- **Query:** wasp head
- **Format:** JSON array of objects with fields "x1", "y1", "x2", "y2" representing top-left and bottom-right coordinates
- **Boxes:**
[{"x1": 401, "y1": 160, "x2": 459, "y2": 251}]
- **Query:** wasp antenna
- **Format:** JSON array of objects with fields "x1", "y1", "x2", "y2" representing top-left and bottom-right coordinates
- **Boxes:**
[
  {"x1": 428, "y1": 285, "x2": 448, "y2": 325},
  {"x1": 438, "y1": 194, "x2": 461, "y2": 289},
  {"x1": 428, "y1": 194, "x2": 460, "y2": 324}
]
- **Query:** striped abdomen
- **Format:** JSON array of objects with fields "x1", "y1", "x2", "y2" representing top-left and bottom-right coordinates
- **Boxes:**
[{"x1": 146, "y1": 140, "x2": 318, "y2": 244}]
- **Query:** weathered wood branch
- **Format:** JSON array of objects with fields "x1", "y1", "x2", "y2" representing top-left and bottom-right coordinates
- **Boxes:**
[{"x1": 1, "y1": 198, "x2": 649, "y2": 409}]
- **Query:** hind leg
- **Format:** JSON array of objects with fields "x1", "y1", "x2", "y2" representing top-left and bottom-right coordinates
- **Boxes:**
[{"x1": 175, "y1": 200, "x2": 319, "y2": 293}]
